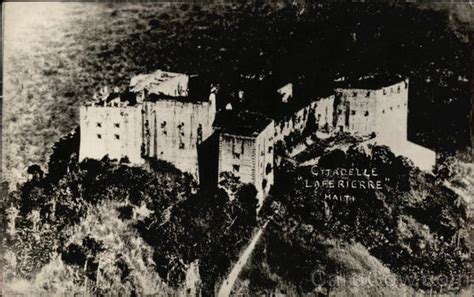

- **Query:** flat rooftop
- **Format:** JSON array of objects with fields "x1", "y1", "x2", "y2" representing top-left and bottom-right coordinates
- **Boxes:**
[
  {"x1": 130, "y1": 69, "x2": 211, "y2": 103},
  {"x1": 213, "y1": 110, "x2": 272, "y2": 137},
  {"x1": 130, "y1": 70, "x2": 187, "y2": 92},
  {"x1": 335, "y1": 73, "x2": 406, "y2": 90},
  {"x1": 146, "y1": 92, "x2": 209, "y2": 104}
]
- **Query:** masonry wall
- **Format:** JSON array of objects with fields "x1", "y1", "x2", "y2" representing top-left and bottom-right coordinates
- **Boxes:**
[
  {"x1": 218, "y1": 134, "x2": 257, "y2": 186},
  {"x1": 274, "y1": 107, "x2": 304, "y2": 143},
  {"x1": 147, "y1": 75, "x2": 189, "y2": 97},
  {"x1": 79, "y1": 105, "x2": 143, "y2": 164},
  {"x1": 373, "y1": 80, "x2": 409, "y2": 144},
  {"x1": 254, "y1": 122, "x2": 275, "y2": 204},
  {"x1": 334, "y1": 89, "x2": 378, "y2": 135},
  {"x1": 142, "y1": 94, "x2": 216, "y2": 180},
  {"x1": 217, "y1": 121, "x2": 274, "y2": 207},
  {"x1": 314, "y1": 95, "x2": 335, "y2": 131},
  {"x1": 334, "y1": 79, "x2": 408, "y2": 141},
  {"x1": 274, "y1": 95, "x2": 335, "y2": 142},
  {"x1": 334, "y1": 79, "x2": 435, "y2": 171},
  {"x1": 130, "y1": 71, "x2": 190, "y2": 97}
]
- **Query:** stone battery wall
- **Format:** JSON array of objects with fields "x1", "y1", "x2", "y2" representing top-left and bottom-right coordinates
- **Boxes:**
[
  {"x1": 142, "y1": 94, "x2": 216, "y2": 181},
  {"x1": 218, "y1": 134, "x2": 257, "y2": 185},
  {"x1": 334, "y1": 79, "x2": 408, "y2": 141},
  {"x1": 335, "y1": 78, "x2": 435, "y2": 170},
  {"x1": 79, "y1": 104, "x2": 143, "y2": 164},
  {"x1": 373, "y1": 80, "x2": 409, "y2": 144},
  {"x1": 130, "y1": 70, "x2": 190, "y2": 97}
]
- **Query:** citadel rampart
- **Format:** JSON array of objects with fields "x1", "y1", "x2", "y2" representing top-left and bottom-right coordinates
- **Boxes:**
[
  {"x1": 334, "y1": 76, "x2": 434, "y2": 170},
  {"x1": 79, "y1": 99, "x2": 143, "y2": 165},
  {"x1": 334, "y1": 78, "x2": 408, "y2": 141},
  {"x1": 142, "y1": 95, "x2": 216, "y2": 180},
  {"x1": 79, "y1": 71, "x2": 436, "y2": 201}
]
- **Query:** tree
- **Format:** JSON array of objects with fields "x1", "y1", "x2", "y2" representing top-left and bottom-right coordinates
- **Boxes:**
[{"x1": 234, "y1": 184, "x2": 258, "y2": 225}]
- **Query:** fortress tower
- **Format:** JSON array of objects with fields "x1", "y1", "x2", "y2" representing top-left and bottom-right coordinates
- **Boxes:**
[
  {"x1": 214, "y1": 111, "x2": 274, "y2": 206},
  {"x1": 334, "y1": 75, "x2": 435, "y2": 170},
  {"x1": 334, "y1": 75, "x2": 409, "y2": 143}
]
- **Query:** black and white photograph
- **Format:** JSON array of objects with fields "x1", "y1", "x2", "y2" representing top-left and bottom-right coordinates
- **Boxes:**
[{"x1": 1, "y1": 1, "x2": 472, "y2": 296}]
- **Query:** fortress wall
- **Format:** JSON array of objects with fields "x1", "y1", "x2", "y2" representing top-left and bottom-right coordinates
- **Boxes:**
[
  {"x1": 374, "y1": 80, "x2": 408, "y2": 144},
  {"x1": 274, "y1": 95, "x2": 335, "y2": 143},
  {"x1": 274, "y1": 105, "x2": 310, "y2": 143},
  {"x1": 79, "y1": 105, "x2": 143, "y2": 164},
  {"x1": 218, "y1": 133, "x2": 257, "y2": 186},
  {"x1": 143, "y1": 96, "x2": 215, "y2": 180},
  {"x1": 314, "y1": 95, "x2": 335, "y2": 130},
  {"x1": 393, "y1": 141, "x2": 436, "y2": 171},
  {"x1": 335, "y1": 79, "x2": 409, "y2": 140},
  {"x1": 148, "y1": 75, "x2": 189, "y2": 97},
  {"x1": 217, "y1": 121, "x2": 274, "y2": 205},
  {"x1": 335, "y1": 89, "x2": 378, "y2": 135},
  {"x1": 130, "y1": 71, "x2": 190, "y2": 97},
  {"x1": 359, "y1": 137, "x2": 436, "y2": 171},
  {"x1": 254, "y1": 122, "x2": 275, "y2": 205}
]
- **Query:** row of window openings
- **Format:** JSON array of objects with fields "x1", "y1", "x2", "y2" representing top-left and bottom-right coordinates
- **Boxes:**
[
  {"x1": 338, "y1": 103, "x2": 406, "y2": 116},
  {"x1": 352, "y1": 85, "x2": 406, "y2": 97},
  {"x1": 96, "y1": 136, "x2": 191, "y2": 148},
  {"x1": 96, "y1": 122, "x2": 120, "y2": 128},
  {"x1": 161, "y1": 122, "x2": 203, "y2": 137},
  {"x1": 232, "y1": 146, "x2": 272, "y2": 160}
]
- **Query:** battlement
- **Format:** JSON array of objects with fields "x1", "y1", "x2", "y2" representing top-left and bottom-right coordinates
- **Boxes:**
[{"x1": 335, "y1": 74, "x2": 408, "y2": 91}]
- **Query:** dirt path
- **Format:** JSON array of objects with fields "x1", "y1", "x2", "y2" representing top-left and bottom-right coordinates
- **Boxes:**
[{"x1": 217, "y1": 222, "x2": 268, "y2": 297}]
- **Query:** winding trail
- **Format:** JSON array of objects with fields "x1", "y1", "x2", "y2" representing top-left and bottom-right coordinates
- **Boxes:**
[{"x1": 217, "y1": 222, "x2": 268, "y2": 297}]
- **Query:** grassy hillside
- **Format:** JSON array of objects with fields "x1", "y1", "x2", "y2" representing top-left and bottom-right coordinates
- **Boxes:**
[
  {"x1": 252, "y1": 146, "x2": 471, "y2": 295},
  {"x1": 3, "y1": 2, "x2": 168, "y2": 186},
  {"x1": 236, "y1": 239, "x2": 419, "y2": 296},
  {"x1": 3, "y1": 200, "x2": 177, "y2": 295},
  {"x1": 3, "y1": 135, "x2": 259, "y2": 296}
]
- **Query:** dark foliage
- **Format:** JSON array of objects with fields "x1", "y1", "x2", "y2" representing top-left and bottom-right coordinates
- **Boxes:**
[
  {"x1": 258, "y1": 145, "x2": 470, "y2": 293},
  {"x1": 7, "y1": 133, "x2": 260, "y2": 294}
]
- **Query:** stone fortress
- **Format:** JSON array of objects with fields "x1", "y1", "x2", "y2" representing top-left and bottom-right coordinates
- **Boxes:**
[
  {"x1": 79, "y1": 70, "x2": 435, "y2": 205},
  {"x1": 80, "y1": 71, "x2": 216, "y2": 180}
]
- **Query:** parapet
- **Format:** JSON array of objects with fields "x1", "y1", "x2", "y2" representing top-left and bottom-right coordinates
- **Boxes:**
[
  {"x1": 335, "y1": 73, "x2": 408, "y2": 91},
  {"x1": 84, "y1": 91, "x2": 138, "y2": 108}
]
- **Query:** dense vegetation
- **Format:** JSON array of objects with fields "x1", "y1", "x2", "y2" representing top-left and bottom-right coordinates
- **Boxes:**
[
  {"x1": 3, "y1": 1, "x2": 470, "y2": 186},
  {"x1": 3, "y1": 132, "x2": 259, "y2": 295},
  {"x1": 244, "y1": 145, "x2": 471, "y2": 294},
  {"x1": 4, "y1": 135, "x2": 470, "y2": 295}
]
